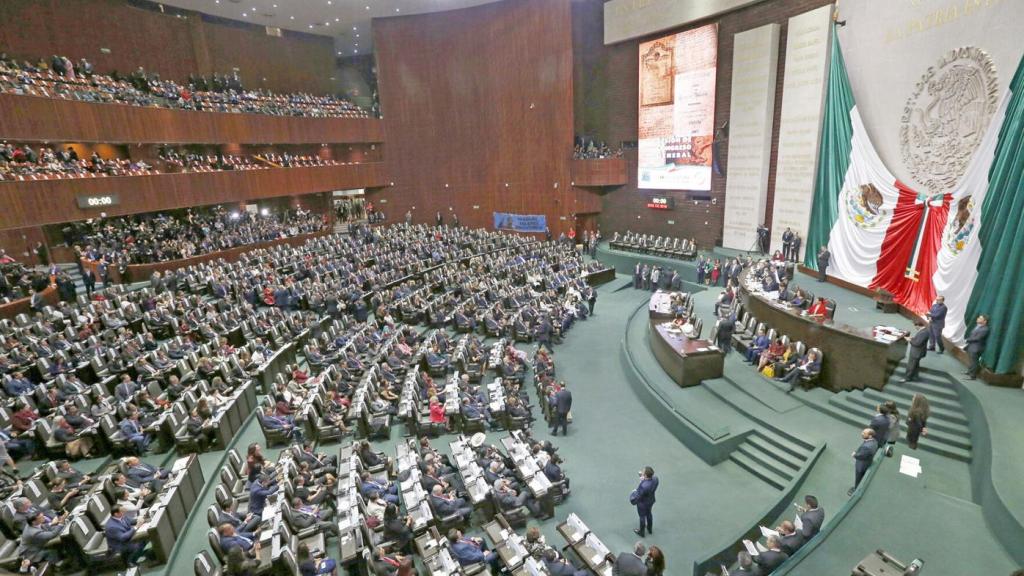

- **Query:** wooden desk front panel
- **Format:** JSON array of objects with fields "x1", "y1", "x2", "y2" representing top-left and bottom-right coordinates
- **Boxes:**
[{"x1": 739, "y1": 289, "x2": 907, "y2": 391}]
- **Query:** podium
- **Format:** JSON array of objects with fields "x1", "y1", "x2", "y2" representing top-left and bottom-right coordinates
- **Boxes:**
[{"x1": 852, "y1": 550, "x2": 919, "y2": 575}]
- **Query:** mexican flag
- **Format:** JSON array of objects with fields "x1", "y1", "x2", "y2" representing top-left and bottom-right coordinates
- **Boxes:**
[{"x1": 805, "y1": 25, "x2": 1024, "y2": 372}]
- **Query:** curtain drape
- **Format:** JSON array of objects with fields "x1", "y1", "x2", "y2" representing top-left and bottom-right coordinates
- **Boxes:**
[
  {"x1": 964, "y1": 59, "x2": 1024, "y2": 374},
  {"x1": 804, "y1": 23, "x2": 853, "y2": 270}
]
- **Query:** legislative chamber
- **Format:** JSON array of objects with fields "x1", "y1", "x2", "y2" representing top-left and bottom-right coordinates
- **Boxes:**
[{"x1": 0, "y1": 1, "x2": 1022, "y2": 576}]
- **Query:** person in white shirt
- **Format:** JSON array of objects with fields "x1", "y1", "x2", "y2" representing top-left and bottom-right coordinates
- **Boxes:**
[{"x1": 365, "y1": 492, "x2": 386, "y2": 523}]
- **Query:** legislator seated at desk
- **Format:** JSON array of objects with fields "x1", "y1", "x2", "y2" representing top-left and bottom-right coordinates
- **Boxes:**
[
  {"x1": 737, "y1": 264, "x2": 906, "y2": 391},
  {"x1": 105, "y1": 505, "x2": 150, "y2": 566}
]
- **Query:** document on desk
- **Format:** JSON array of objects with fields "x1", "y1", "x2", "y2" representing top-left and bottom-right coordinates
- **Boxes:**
[
  {"x1": 759, "y1": 526, "x2": 779, "y2": 540},
  {"x1": 794, "y1": 515, "x2": 803, "y2": 531},
  {"x1": 742, "y1": 539, "x2": 760, "y2": 556},
  {"x1": 172, "y1": 457, "x2": 189, "y2": 472}
]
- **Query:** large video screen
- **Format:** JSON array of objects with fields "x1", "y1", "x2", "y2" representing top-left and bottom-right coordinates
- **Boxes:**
[{"x1": 638, "y1": 23, "x2": 718, "y2": 190}]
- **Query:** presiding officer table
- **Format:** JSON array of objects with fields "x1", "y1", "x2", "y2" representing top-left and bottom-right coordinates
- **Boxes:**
[
  {"x1": 648, "y1": 292, "x2": 725, "y2": 387},
  {"x1": 737, "y1": 268, "x2": 907, "y2": 391}
]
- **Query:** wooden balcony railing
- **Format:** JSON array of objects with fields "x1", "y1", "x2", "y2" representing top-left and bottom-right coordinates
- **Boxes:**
[
  {"x1": 570, "y1": 157, "x2": 628, "y2": 187},
  {"x1": 0, "y1": 163, "x2": 388, "y2": 229},
  {"x1": 0, "y1": 93, "x2": 384, "y2": 144}
]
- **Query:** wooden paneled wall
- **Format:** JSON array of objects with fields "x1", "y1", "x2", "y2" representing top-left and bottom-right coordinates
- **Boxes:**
[
  {"x1": 0, "y1": 94, "x2": 384, "y2": 145},
  {"x1": 369, "y1": 0, "x2": 580, "y2": 234},
  {"x1": 0, "y1": 163, "x2": 387, "y2": 230},
  {"x1": 0, "y1": 0, "x2": 339, "y2": 95}
]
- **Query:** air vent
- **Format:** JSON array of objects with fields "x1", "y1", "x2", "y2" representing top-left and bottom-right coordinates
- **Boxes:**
[{"x1": 266, "y1": 26, "x2": 282, "y2": 37}]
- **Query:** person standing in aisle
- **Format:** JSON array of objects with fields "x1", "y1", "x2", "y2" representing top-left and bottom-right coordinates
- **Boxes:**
[
  {"x1": 906, "y1": 394, "x2": 930, "y2": 450},
  {"x1": 848, "y1": 429, "x2": 878, "y2": 496},
  {"x1": 630, "y1": 466, "x2": 658, "y2": 537}
]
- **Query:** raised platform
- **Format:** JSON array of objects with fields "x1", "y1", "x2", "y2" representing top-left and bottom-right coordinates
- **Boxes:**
[
  {"x1": 796, "y1": 263, "x2": 1023, "y2": 388},
  {"x1": 595, "y1": 242, "x2": 705, "y2": 290}
]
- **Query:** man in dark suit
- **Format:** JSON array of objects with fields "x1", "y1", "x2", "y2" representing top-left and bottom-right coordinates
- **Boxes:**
[
  {"x1": 125, "y1": 456, "x2": 169, "y2": 492},
  {"x1": 926, "y1": 296, "x2": 947, "y2": 353},
  {"x1": 448, "y1": 529, "x2": 498, "y2": 568},
  {"x1": 542, "y1": 548, "x2": 588, "y2": 576},
  {"x1": 430, "y1": 485, "x2": 472, "y2": 522},
  {"x1": 105, "y1": 505, "x2": 147, "y2": 566},
  {"x1": 783, "y1": 350, "x2": 821, "y2": 393},
  {"x1": 717, "y1": 314, "x2": 736, "y2": 354},
  {"x1": 869, "y1": 405, "x2": 890, "y2": 448},
  {"x1": 964, "y1": 314, "x2": 989, "y2": 379},
  {"x1": 217, "y1": 501, "x2": 259, "y2": 534},
  {"x1": 730, "y1": 551, "x2": 762, "y2": 575},
  {"x1": 753, "y1": 536, "x2": 789, "y2": 572},
  {"x1": 17, "y1": 511, "x2": 65, "y2": 564},
  {"x1": 816, "y1": 246, "x2": 830, "y2": 282},
  {"x1": 614, "y1": 542, "x2": 647, "y2": 576},
  {"x1": 781, "y1": 228, "x2": 794, "y2": 261},
  {"x1": 777, "y1": 520, "x2": 804, "y2": 555},
  {"x1": 248, "y1": 475, "x2": 278, "y2": 519},
  {"x1": 289, "y1": 497, "x2": 339, "y2": 536},
  {"x1": 903, "y1": 322, "x2": 930, "y2": 382},
  {"x1": 535, "y1": 317, "x2": 553, "y2": 352},
  {"x1": 217, "y1": 523, "x2": 257, "y2": 555},
  {"x1": 632, "y1": 466, "x2": 658, "y2": 537},
  {"x1": 849, "y1": 429, "x2": 878, "y2": 495},
  {"x1": 549, "y1": 382, "x2": 572, "y2": 436},
  {"x1": 797, "y1": 495, "x2": 824, "y2": 539}
]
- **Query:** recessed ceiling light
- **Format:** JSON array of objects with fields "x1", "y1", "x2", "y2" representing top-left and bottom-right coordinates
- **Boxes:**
[
  {"x1": 355, "y1": 43, "x2": 359, "y2": 46},
  {"x1": 308, "y1": 24, "x2": 313, "y2": 28},
  {"x1": 337, "y1": 52, "x2": 342, "y2": 55},
  {"x1": 242, "y1": 12, "x2": 248, "y2": 16},
  {"x1": 327, "y1": 0, "x2": 332, "y2": 4},
  {"x1": 395, "y1": 8, "x2": 400, "y2": 12},
  {"x1": 290, "y1": 15, "x2": 295, "y2": 19},
  {"x1": 356, "y1": 34, "x2": 360, "y2": 38},
  {"x1": 354, "y1": 49, "x2": 358, "y2": 53},
  {"x1": 272, "y1": 4, "x2": 277, "y2": 7},
  {"x1": 335, "y1": 18, "x2": 340, "y2": 22},
  {"x1": 365, "y1": 6, "x2": 370, "y2": 10}
]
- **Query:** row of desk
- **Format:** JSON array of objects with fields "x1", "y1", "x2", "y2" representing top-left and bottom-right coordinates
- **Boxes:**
[{"x1": 64, "y1": 454, "x2": 203, "y2": 564}]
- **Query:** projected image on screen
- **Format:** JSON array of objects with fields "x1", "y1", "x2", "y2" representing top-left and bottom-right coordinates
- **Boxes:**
[{"x1": 638, "y1": 23, "x2": 718, "y2": 191}]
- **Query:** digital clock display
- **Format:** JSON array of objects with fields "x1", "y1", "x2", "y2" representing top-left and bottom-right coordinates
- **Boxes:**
[
  {"x1": 646, "y1": 196, "x2": 675, "y2": 210},
  {"x1": 76, "y1": 194, "x2": 121, "y2": 209}
]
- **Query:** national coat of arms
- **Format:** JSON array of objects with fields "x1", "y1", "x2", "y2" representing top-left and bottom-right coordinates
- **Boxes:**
[
  {"x1": 943, "y1": 195, "x2": 976, "y2": 255},
  {"x1": 899, "y1": 47, "x2": 998, "y2": 194},
  {"x1": 844, "y1": 183, "x2": 888, "y2": 229}
]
